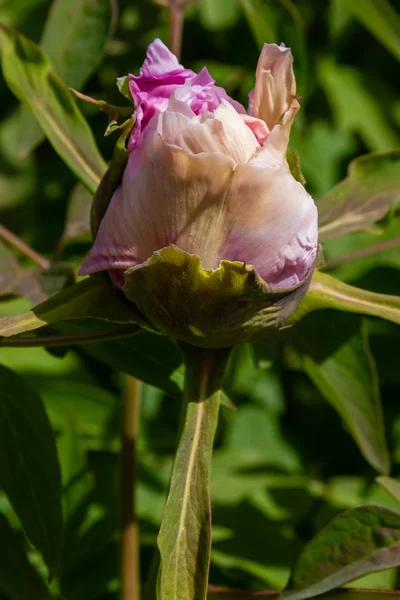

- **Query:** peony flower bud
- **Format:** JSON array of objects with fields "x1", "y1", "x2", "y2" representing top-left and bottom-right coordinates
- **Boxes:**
[{"x1": 80, "y1": 39, "x2": 318, "y2": 348}]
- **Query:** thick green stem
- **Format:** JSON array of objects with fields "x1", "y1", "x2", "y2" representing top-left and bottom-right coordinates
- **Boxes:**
[{"x1": 157, "y1": 343, "x2": 231, "y2": 600}]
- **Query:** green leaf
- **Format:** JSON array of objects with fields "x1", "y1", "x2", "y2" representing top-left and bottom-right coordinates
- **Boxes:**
[
  {"x1": 55, "y1": 182, "x2": 92, "y2": 254},
  {"x1": 0, "y1": 241, "x2": 22, "y2": 296},
  {"x1": 0, "y1": 275, "x2": 147, "y2": 337},
  {"x1": 0, "y1": 0, "x2": 48, "y2": 27},
  {"x1": 42, "y1": 378, "x2": 118, "y2": 443},
  {"x1": 58, "y1": 412, "x2": 92, "y2": 536},
  {"x1": 240, "y1": 0, "x2": 277, "y2": 47},
  {"x1": 208, "y1": 590, "x2": 400, "y2": 600},
  {"x1": 157, "y1": 345, "x2": 231, "y2": 600},
  {"x1": 56, "y1": 320, "x2": 183, "y2": 396},
  {"x1": 198, "y1": 0, "x2": 241, "y2": 31},
  {"x1": 0, "y1": 513, "x2": 53, "y2": 600},
  {"x1": 0, "y1": 111, "x2": 36, "y2": 208},
  {"x1": 0, "y1": 244, "x2": 74, "y2": 304},
  {"x1": 42, "y1": 0, "x2": 116, "y2": 89},
  {"x1": 15, "y1": 0, "x2": 117, "y2": 157},
  {"x1": 322, "y1": 219, "x2": 400, "y2": 282},
  {"x1": 287, "y1": 314, "x2": 390, "y2": 474},
  {"x1": 317, "y1": 150, "x2": 400, "y2": 241},
  {"x1": 329, "y1": 0, "x2": 354, "y2": 40},
  {"x1": 289, "y1": 271, "x2": 400, "y2": 326},
  {"x1": 0, "y1": 365, "x2": 63, "y2": 569},
  {"x1": 318, "y1": 59, "x2": 399, "y2": 152},
  {"x1": 284, "y1": 505, "x2": 400, "y2": 600},
  {"x1": 55, "y1": 321, "x2": 232, "y2": 408},
  {"x1": 124, "y1": 246, "x2": 311, "y2": 348},
  {"x1": 0, "y1": 25, "x2": 107, "y2": 194},
  {"x1": 376, "y1": 476, "x2": 400, "y2": 504},
  {"x1": 337, "y1": 0, "x2": 400, "y2": 61},
  {"x1": 290, "y1": 120, "x2": 356, "y2": 197}
]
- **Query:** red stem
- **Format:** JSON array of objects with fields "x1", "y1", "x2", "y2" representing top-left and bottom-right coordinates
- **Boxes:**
[
  {"x1": 169, "y1": 1, "x2": 184, "y2": 59},
  {"x1": 0, "y1": 224, "x2": 50, "y2": 270},
  {"x1": 120, "y1": 375, "x2": 141, "y2": 600}
]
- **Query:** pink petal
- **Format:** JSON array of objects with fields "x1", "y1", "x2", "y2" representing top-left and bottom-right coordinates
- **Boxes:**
[
  {"x1": 152, "y1": 100, "x2": 260, "y2": 163},
  {"x1": 252, "y1": 43, "x2": 296, "y2": 133},
  {"x1": 249, "y1": 96, "x2": 300, "y2": 168},
  {"x1": 80, "y1": 127, "x2": 236, "y2": 277},
  {"x1": 240, "y1": 114, "x2": 269, "y2": 146},
  {"x1": 79, "y1": 187, "x2": 141, "y2": 277},
  {"x1": 139, "y1": 38, "x2": 184, "y2": 77},
  {"x1": 220, "y1": 162, "x2": 318, "y2": 287}
]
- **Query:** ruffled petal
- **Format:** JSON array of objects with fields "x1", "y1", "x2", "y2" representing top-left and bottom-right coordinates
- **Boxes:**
[
  {"x1": 252, "y1": 43, "x2": 296, "y2": 133},
  {"x1": 220, "y1": 162, "x2": 318, "y2": 287},
  {"x1": 152, "y1": 100, "x2": 260, "y2": 163},
  {"x1": 240, "y1": 114, "x2": 269, "y2": 146},
  {"x1": 127, "y1": 39, "x2": 195, "y2": 150},
  {"x1": 139, "y1": 38, "x2": 185, "y2": 77},
  {"x1": 171, "y1": 67, "x2": 246, "y2": 115},
  {"x1": 249, "y1": 96, "x2": 300, "y2": 168},
  {"x1": 79, "y1": 128, "x2": 236, "y2": 277}
]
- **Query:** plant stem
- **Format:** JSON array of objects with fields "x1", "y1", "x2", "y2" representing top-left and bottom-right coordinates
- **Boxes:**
[
  {"x1": 0, "y1": 224, "x2": 50, "y2": 270},
  {"x1": 157, "y1": 343, "x2": 231, "y2": 600},
  {"x1": 0, "y1": 324, "x2": 142, "y2": 347},
  {"x1": 169, "y1": 0, "x2": 185, "y2": 60},
  {"x1": 208, "y1": 586, "x2": 280, "y2": 597},
  {"x1": 323, "y1": 236, "x2": 400, "y2": 270},
  {"x1": 121, "y1": 375, "x2": 141, "y2": 600}
]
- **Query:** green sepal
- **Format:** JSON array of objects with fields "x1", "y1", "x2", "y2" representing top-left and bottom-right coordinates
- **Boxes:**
[
  {"x1": 123, "y1": 246, "x2": 312, "y2": 349},
  {"x1": 90, "y1": 117, "x2": 134, "y2": 236},
  {"x1": 71, "y1": 89, "x2": 134, "y2": 136},
  {"x1": 287, "y1": 148, "x2": 306, "y2": 185},
  {"x1": 116, "y1": 75, "x2": 132, "y2": 102}
]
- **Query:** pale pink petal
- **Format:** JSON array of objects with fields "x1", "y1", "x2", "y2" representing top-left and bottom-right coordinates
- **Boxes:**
[
  {"x1": 252, "y1": 43, "x2": 296, "y2": 133},
  {"x1": 79, "y1": 187, "x2": 142, "y2": 277},
  {"x1": 212, "y1": 102, "x2": 260, "y2": 161},
  {"x1": 248, "y1": 88, "x2": 255, "y2": 115},
  {"x1": 249, "y1": 97, "x2": 300, "y2": 168},
  {"x1": 220, "y1": 163, "x2": 318, "y2": 287},
  {"x1": 240, "y1": 114, "x2": 269, "y2": 146},
  {"x1": 80, "y1": 129, "x2": 236, "y2": 278},
  {"x1": 151, "y1": 100, "x2": 260, "y2": 163}
]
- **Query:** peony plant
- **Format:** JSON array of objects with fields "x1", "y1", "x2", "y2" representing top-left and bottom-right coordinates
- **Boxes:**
[
  {"x1": 1, "y1": 6, "x2": 400, "y2": 600},
  {"x1": 80, "y1": 39, "x2": 319, "y2": 347}
]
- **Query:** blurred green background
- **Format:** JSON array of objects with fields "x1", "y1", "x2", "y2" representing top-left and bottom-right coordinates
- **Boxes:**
[{"x1": 1, "y1": 0, "x2": 400, "y2": 598}]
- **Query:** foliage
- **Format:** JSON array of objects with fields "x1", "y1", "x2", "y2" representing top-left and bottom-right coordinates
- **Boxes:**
[{"x1": 0, "y1": 0, "x2": 400, "y2": 599}]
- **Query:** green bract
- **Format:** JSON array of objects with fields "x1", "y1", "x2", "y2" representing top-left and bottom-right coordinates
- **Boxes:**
[{"x1": 123, "y1": 246, "x2": 312, "y2": 348}]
